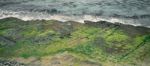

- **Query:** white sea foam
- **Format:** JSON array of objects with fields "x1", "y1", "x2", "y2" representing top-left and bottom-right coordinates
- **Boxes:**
[{"x1": 1, "y1": 9, "x2": 149, "y2": 28}]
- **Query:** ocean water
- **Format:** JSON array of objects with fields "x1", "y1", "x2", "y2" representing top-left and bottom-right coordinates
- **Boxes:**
[{"x1": 0, "y1": 0, "x2": 150, "y2": 27}]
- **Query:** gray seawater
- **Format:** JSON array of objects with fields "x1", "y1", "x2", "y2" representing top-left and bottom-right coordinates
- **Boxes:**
[{"x1": 0, "y1": 0, "x2": 150, "y2": 27}]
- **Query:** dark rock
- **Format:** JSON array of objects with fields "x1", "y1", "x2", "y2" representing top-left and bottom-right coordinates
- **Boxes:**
[
  {"x1": 84, "y1": 20, "x2": 150, "y2": 37},
  {"x1": 0, "y1": 60, "x2": 25, "y2": 66},
  {"x1": 0, "y1": 35, "x2": 16, "y2": 47}
]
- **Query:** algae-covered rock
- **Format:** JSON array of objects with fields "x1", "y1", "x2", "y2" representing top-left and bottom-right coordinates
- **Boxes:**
[{"x1": 0, "y1": 17, "x2": 150, "y2": 66}]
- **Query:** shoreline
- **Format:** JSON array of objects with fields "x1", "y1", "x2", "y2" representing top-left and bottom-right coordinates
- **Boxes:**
[{"x1": 0, "y1": 16, "x2": 150, "y2": 28}]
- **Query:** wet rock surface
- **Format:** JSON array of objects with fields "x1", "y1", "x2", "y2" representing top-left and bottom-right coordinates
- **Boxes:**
[{"x1": 0, "y1": 60, "x2": 25, "y2": 66}]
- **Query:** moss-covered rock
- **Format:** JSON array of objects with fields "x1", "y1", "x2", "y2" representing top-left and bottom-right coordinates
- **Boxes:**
[{"x1": 0, "y1": 17, "x2": 150, "y2": 66}]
